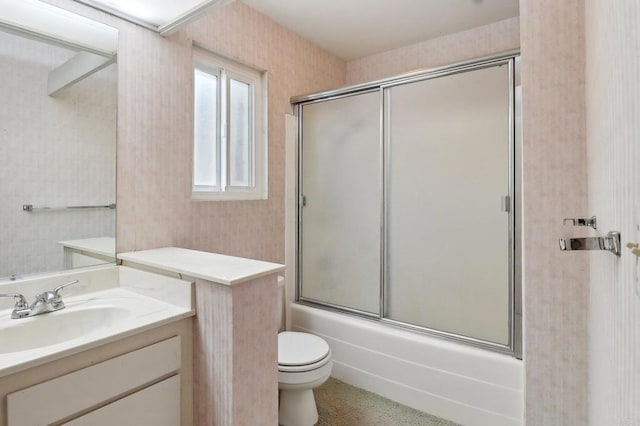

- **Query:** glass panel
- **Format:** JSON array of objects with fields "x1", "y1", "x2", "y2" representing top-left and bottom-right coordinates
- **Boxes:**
[
  {"x1": 301, "y1": 91, "x2": 381, "y2": 314},
  {"x1": 385, "y1": 65, "x2": 511, "y2": 344},
  {"x1": 0, "y1": 26, "x2": 117, "y2": 279},
  {"x1": 229, "y1": 79, "x2": 251, "y2": 187},
  {"x1": 193, "y1": 69, "x2": 217, "y2": 187}
]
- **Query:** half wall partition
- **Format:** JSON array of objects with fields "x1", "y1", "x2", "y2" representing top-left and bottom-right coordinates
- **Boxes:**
[{"x1": 294, "y1": 54, "x2": 521, "y2": 357}]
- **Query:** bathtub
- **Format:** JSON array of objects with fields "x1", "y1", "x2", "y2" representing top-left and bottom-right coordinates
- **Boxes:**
[{"x1": 290, "y1": 303, "x2": 523, "y2": 426}]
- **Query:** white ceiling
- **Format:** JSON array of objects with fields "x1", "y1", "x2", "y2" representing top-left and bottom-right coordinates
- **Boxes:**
[
  {"x1": 241, "y1": 0, "x2": 519, "y2": 60},
  {"x1": 79, "y1": 0, "x2": 519, "y2": 60}
]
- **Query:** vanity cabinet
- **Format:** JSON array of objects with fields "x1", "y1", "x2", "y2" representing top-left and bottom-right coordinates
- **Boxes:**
[
  {"x1": 64, "y1": 375, "x2": 179, "y2": 426},
  {"x1": 8, "y1": 337, "x2": 180, "y2": 425},
  {"x1": 0, "y1": 319, "x2": 193, "y2": 426}
]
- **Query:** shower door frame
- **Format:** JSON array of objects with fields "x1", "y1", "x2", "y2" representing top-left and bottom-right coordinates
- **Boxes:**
[{"x1": 293, "y1": 51, "x2": 522, "y2": 358}]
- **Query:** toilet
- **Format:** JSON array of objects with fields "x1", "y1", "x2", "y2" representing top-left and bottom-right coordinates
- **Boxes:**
[{"x1": 277, "y1": 277, "x2": 332, "y2": 426}]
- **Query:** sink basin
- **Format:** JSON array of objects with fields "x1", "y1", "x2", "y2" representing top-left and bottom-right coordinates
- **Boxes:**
[
  {"x1": 0, "y1": 280, "x2": 194, "y2": 379},
  {"x1": 0, "y1": 305, "x2": 131, "y2": 354}
]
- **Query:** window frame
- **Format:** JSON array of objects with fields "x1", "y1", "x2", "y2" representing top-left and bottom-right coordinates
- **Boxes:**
[{"x1": 192, "y1": 48, "x2": 267, "y2": 201}]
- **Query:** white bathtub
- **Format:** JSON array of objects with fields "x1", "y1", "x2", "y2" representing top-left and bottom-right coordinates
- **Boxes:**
[{"x1": 290, "y1": 303, "x2": 524, "y2": 426}]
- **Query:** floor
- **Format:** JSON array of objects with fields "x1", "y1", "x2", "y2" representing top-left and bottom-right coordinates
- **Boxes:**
[{"x1": 314, "y1": 378, "x2": 459, "y2": 426}]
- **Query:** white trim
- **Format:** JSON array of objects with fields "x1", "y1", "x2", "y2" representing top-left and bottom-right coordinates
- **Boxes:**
[
  {"x1": 0, "y1": 0, "x2": 118, "y2": 57},
  {"x1": 191, "y1": 191, "x2": 266, "y2": 201},
  {"x1": 48, "y1": 51, "x2": 115, "y2": 96},
  {"x1": 75, "y1": 0, "x2": 236, "y2": 36},
  {"x1": 158, "y1": 0, "x2": 236, "y2": 36},
  {"x1": 284, "y1": 113, "x2": 297, "y2": 330}
]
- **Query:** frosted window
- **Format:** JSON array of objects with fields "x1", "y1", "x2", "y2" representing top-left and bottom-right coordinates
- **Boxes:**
[
  {"x1": 229, "y1": 79, "x2": 251, "y2": 187},
  {"x1": 193, "y1": 69, "x2": 217, "y2": 187}
]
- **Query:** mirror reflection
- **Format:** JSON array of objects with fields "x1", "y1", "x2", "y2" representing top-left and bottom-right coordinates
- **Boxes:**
[{"x1": 0, "y1": 12, "x2": 117, "y2": 280}]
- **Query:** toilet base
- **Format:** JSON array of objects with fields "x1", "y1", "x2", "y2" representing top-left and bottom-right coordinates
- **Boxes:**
[{"x1": 279, "y1": 388, "x2": 318, "y2": 426}]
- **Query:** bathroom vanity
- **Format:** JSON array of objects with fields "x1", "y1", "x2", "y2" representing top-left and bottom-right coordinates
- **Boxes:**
[
  {"x1": 1, "y1": 248, "x2": 285, "y2": 426},
  {"x1": 119, "y1": 247, "x2": 285, "y2": 426},
  {"x1": 0, "y1": 265, "x2": 195, "y2": 426}
]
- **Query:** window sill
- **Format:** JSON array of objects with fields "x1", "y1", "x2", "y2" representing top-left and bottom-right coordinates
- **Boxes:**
[{"x1": 191, "y1": 191, "x2": 267, "y2": 202}]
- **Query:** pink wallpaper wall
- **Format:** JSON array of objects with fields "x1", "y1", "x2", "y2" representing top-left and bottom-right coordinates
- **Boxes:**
[
  {"x1": 116, "y1": 2, "x2": 346, "y2": 264},
  {"x1": 45, "y1": 0, "x2": 345, "y2": 266},
  {"x1": 345, "y1": 17, "x2": 519, "y2": 85},
  {"x1": 585, "y1": 0, "x2": 640, "y2": 424},
  {"x1": 42, "y1": 1, "x2": 346, "y2": 267},
  {"x1": 520, "y1": 0, "x2": 589, "y2": 424},
  {"x1": 192, "y1": 275, "x2": 278, "y2": 425}
]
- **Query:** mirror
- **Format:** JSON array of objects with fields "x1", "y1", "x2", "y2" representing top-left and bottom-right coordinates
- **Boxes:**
[{"x1": 0, "y1": 1, "x2": 117, "y2": 280}]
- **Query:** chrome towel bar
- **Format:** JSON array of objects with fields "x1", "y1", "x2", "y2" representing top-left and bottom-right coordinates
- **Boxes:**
[
  {"x1": 23, "y1": 203, "x2": 116, "y2": 212},
  {"x1": 559, "y1": 231, "x2": 621, "y2": 256}
]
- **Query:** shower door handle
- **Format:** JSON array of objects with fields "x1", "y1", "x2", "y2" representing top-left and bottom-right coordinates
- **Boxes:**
[{"x1": 501, "y1": 196, "x2": 510, "y2": 212}]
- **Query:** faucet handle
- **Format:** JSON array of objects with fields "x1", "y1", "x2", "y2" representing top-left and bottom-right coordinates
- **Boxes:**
[
  {"x1": 0, "y1": 293, "x2": 28, "y2": 310},
  {"x1": 53, "y1": 280, "x2": 79, "y2": 298},
  {"x1": 0, "y1": 293, "x2": 31, "y2": 318}
]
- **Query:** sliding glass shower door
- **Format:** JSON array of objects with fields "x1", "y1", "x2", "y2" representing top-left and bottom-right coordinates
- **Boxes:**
[
  {"x1": 384, "y1": 65, "x2": 512, "y2": 345},
  {"x1": 296, "y1": 56, "x2": 517, "y2": 353},
  {"x1": 299, "y1": 91, "x2": 381, "y2": 314}
]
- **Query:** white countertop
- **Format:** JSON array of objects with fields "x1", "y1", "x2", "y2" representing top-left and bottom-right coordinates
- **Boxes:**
[
  {"x1": 57, "y1": 237, "x2": 116, "y2": 257},
  {"x1": 118, "y1": 247, "x2": 285, "y2": 286},
  {"x1": 0, "y1": 266, "x2": 194, "y2": 378}
]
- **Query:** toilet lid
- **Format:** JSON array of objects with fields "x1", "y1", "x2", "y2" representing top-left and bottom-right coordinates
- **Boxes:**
[{"x1": 278, "y1": 331, "x2": 330, "y2": 366}]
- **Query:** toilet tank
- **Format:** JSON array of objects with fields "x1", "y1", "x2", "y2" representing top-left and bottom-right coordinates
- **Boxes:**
[{"x1": 277, "y1": 275, "x2": 285, "y2": 332}]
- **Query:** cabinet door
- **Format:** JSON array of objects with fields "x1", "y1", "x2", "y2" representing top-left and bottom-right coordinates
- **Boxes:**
[
  {"x1": 63, "y1": 375, "x2": 180, "y2": 426},
  {"x1": 7, "y1": 337, "x2": 180, "y2": 425}
]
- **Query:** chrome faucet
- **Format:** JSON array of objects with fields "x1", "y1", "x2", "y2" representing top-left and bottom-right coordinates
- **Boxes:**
[{"x1": 0, "y1": 280, "x2": 79, "y2": 319}]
